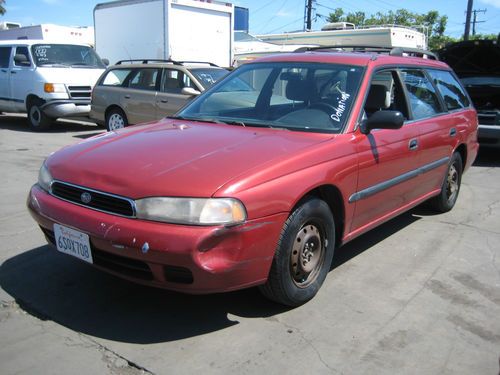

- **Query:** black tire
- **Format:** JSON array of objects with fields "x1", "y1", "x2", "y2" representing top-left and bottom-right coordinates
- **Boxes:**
[
  {"x1": 105, "y1": 108, "x2": 128, "y2": 131},
  {"x1": 429, "y1": 152, "x2": 463, "y2": 213},
  {"x1": 259, "y1": 198, "x2": 335, "y2": 306},
  {"x1": 27, "y1": 99, "x2": 52, "y2": 131}
]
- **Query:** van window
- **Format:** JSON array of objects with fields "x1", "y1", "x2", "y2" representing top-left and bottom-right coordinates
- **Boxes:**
[
  {"x1": 14, "y1": 47, "x2": 31, "y2": 67},
  {"x1": 427, "y1": 69, "x2": 471, "y2": 110},
  {"x1": 0, "y1": 46, "x2": 11, "y2": 68},
  {"x1": 401, "y1": 69, "x2": 443, "y2": 120}
]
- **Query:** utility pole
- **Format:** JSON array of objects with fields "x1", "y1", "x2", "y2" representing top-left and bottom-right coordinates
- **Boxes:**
[
  {"x1": 464, "y1": 0, "x2": 473, "y2": 40},
  {"x1": 305, "y1": 0, "x2": 314, "y2": 31},
  {"x1": 472, "y1": 9, "x2": 486, "y2": 35}
]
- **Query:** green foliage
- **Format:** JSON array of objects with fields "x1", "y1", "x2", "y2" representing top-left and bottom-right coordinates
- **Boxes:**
[
  {"x1": 0, "y1": 0, "x2": 5, "y2": 16},
  {"x1": 327, "y1": 8, "x2": 451, "y2": 50}
]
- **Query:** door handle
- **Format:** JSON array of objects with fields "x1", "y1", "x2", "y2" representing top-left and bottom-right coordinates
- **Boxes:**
[
  {"x1": 159, "y1": 99, "x2": 168, "y2": 103},
  {"x1": 449, "y1": 128, "x2": 457, "y2": 137},
  {"x1": 1, "y1": 69, "x2": 7, "y2": 73},
  {"x1": 124, "y1": 95, "x2": 130, "y2": 99},
  {"x1": 409, "y1": 138, "x2": 418, "y2": 150},
  {"x1": 10, "y1": 71, "x2": 16, "y2": 74}
]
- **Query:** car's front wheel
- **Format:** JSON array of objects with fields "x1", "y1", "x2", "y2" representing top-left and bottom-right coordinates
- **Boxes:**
[
  {"x1": 259, "y1": 198, "x2": 335, "y2": 306},
  {"x1": 27, "y1": 99, "x2": 52, "y2": 131},
  {"x1": 105, "y1": 108, "x2": 128, "y2": 131}
]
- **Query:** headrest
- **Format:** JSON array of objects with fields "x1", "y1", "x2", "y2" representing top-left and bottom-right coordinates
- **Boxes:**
[
  {"x1": 365, "y1": 84, "x2": 390, "y2": 110},
  {"x1": 286, "y1": 78, "x2": 312, "y2": 102}
]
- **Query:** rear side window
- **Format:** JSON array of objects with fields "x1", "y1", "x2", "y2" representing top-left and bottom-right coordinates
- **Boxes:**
[
  {"x1": 427, "y1": 69, "x2": 470, "y2": 110},
  {"x1": 101, "y1": 69, "x2": 132, "y2": 86},
  {"x1": 0, "y1": 46, "x2": 11, "y2": 68},
  {"x1": 128, "y1": 68, "x2": 160, "y2": 91},
  {"x1": 401, "y1": 69, "x2": 443, "y2": 120}
]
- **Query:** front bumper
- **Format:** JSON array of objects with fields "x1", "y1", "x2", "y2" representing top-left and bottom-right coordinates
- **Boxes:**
[
  {"x1": 27, "y1": 184, "x2": 286, "y2": 294},
  {"x1": 41, "y1": 100, "x2": 91, "y2": 118},
  {"x1": 478, "y1": 124, "x2": 500, "y2": 148}
]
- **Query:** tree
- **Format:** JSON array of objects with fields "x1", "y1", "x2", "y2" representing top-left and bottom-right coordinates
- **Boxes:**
[
  {"x1": 0, "y1": 0, "x2": 5, "y2": 16},
  {"x1": 327, "y1": 8, "x2": 453, "y2": 50}
]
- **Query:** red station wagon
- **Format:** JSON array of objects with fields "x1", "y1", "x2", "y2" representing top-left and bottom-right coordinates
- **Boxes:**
[{"x1": 28, "y1": 48, "x2": 479, "y2": 306}]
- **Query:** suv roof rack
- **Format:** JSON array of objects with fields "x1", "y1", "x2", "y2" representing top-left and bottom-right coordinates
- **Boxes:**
[
  {"x1": 115, "y1": 59, "x2": 220, "y2": 67},
  {"x1": 294, "y1": 45, "x2": 437, "y2": 60}
]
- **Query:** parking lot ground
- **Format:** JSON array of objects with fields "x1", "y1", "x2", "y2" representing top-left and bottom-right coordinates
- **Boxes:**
[{"x1": 1, "y1": 114, "x2": 499, "y2": 375}]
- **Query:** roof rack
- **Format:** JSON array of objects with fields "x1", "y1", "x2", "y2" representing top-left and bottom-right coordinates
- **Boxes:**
[
  {"x1": 294, "y1": 45, "x2": 437, "y2": 60},
  {"x1": 114, "y1": 59, "x2": 220, "y2": 67}
]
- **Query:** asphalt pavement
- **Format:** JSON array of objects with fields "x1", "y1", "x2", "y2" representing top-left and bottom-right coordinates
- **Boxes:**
[{"x1": 1, "y1": 113, "x2": 499, "y2": 375}]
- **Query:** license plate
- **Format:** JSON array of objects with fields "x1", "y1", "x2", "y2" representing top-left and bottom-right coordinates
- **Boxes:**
[{"x1": 53, "y1": 224, "x2": 93, "y2": 264}]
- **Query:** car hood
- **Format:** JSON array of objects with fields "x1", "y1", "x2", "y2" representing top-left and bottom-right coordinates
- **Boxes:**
[
  {"x1": 47, "y1": 118, "x2": 332, "y2": 199},
  {"x1": 36, "y1": 66, "x2": 105, "y2": 85},
  {"x1": 438, "y1": 39, "x2": 500, "y2": 77}
]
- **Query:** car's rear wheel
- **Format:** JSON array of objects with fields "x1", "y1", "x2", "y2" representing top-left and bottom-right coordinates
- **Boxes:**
[
  {"x1": 429, "y1": 152, "x2": 463, "y2": 213},
  {"x1": 259, "y1": 198, "x2": 335, "y2": 306},
  {"x1": 106, "y1": 108, "x2": 128, "y2": 131},
  {"x1": 27, "y1": 99, "x2": 52, "y2": 131}
]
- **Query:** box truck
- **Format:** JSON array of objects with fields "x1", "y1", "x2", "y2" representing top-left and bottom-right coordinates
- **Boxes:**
[{"x1": 94, "y1": 0, "x2": 234, "y2": 67}]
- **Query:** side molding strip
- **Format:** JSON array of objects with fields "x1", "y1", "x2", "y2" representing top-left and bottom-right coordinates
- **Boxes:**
[{"x1": 349, "y1": 156, "x2": 450, "y2": 203}]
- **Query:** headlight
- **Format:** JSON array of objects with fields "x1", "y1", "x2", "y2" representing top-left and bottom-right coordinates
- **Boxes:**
[
  {"x1": 135, "y1": 197, "x2": 246, "y2": 225},
  {"x1": 44, "y1": 83, "x2": 66, "y2": 93},
  {"x1": 38, "y1": 162, "x2": 53, "y2": 192}
]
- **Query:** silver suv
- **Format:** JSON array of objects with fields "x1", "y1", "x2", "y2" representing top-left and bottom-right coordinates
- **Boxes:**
[{"x1": 90, "y1": 60, "x2": 228, "y2": 131}]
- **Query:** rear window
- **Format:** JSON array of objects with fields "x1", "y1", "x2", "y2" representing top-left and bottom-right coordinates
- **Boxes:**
[
  {"x1": 401, "y1": 69, "x2": 443, "y2": 120},
  {"x1": 428, "y1": 69, "x2": 471, "y2": 110}
]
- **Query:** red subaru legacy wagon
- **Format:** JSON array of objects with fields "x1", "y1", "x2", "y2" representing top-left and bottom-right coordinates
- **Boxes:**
[{"x1": 28, "y1": 48, "x2": 479, "y2": 306}]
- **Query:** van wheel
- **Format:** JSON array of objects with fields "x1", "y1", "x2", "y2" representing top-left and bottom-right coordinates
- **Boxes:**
[
  {"x1": 106, "y1": 108, "x2": 128, "y2": 131},
  {"x1": 259, "y1": 198, "x2": 335, "y2": 306},
  {"x1": 27, "y1": 100, "x2": 52, "y2": 131},
  {"x1": 429, "y1": 152, "x2": 463, "y2": 213}
]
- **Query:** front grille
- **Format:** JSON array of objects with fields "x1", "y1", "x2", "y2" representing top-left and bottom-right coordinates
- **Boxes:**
[
  {"x1": 68, "y1": 85, "x2": 92, "y2": 99},
  {"x1": 51, "y1": 181, "x2": 135, "y2": 217}
]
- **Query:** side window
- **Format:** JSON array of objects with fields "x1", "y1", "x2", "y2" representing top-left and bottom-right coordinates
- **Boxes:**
[
  {"x1": 101, "y1": 69, "x2": 132, "y2": 86},
  {"x1": 162, "y1": 69, "x2": 187, "y2": 94},
  {"x1": 427, "y1": 69, "x2": 470, "y2": 110},
  {"x1": 0, "y1": 47, "x2": 11, "y2": 68},
  {"x1": 14, "y1": 46, "x2": 31, "y2": 67},
  {"x1": 127, "y1": 68, "x2": 160, "y2": 91},
  {"x1": 401, "y1": 69, "x2": 443, "y2": 120},
  {"x1": 365, "y1": 70, "x2": 409, "y2": 119}
]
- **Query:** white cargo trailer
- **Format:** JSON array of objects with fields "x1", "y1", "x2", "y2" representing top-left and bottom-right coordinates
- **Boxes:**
[
  {"x1": 94, "y1": 0, "x2": 234, "y2": 67},
  {"x1": 0, "y1": 24, "x2": 94, "y2": 45}
]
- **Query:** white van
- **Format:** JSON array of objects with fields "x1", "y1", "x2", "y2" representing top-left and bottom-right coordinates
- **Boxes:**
[{"x1": 0, "y1": 40, "x2": 106, "y2": 130}]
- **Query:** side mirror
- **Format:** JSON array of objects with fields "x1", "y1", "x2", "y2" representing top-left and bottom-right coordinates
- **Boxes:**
[
  {"x1": 101, "y1": 58, "x2": 110, "y2": 66},
  {"x1": 181, "y1": 87, "x2": 201, "y2": 96},
  {"x1": 14, "y1": 54, "x2": 31, "y2": 67},
  {"x1": 360, "y1": 110, "x2": 404, "y2": 134}
]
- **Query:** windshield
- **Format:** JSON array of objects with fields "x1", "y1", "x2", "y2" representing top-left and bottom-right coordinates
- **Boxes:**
[
  {"x1": 178, "y1": 62, "x2": 364, "y2": 133},
  {"x1": 190, "y1": 68, "x2": 229, "y2": 89},
  {"x1": 31, "y1": 44, "x2": 105, "y2": 68}
]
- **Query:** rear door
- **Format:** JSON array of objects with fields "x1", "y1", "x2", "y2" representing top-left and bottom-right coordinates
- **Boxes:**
[
  {"x1": 0, "y1": 46, "x2": 12, "y2": 111},
  {"x1": 9, "y1": 46, "x2": 34, "y2": 112},
  {"x1": 121, "y1": 67, "x2": 160, "y2": 124}
]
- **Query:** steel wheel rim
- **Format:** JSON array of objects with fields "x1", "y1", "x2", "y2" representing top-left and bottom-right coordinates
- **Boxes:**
[
  {"x1": 290, "y1": 222, "x2": 326, "y2": 288},
  {"x1": 108, "y1": 113, "x2": 124, "y2": 130},
  {"x1": 446, "y1": 163, "x2": 459, "y2": 204}
]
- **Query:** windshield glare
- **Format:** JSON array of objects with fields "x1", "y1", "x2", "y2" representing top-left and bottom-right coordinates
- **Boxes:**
[
  {"x1": 179, "y1": 62, "x2": 363, "y2": 133},
  {"x1": 32, "y1": 44, "x2": 105, "y2": 68}
]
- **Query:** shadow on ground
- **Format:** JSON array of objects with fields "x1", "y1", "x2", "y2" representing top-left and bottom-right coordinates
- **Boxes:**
[
  {"x1": 0, "y1": 114, "x2": 100, "y2": 134},
  {"x1": 473, "y1": 148, "x2": 500, "y2": 167},
  {"x1": 0, "y1": 210, "x2": 421, "y2": 344}
]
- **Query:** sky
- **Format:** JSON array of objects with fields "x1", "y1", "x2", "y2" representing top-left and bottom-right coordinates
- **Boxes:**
[{"x1": 2, "y1": 0, "x2": 500, "y2": 38}]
